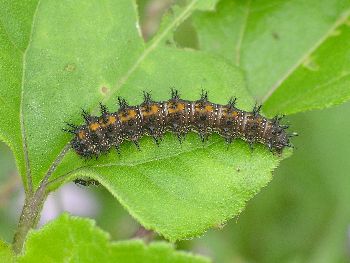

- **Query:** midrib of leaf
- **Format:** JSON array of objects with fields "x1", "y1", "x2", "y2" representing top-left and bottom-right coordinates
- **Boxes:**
[
  {"x1": 262, "y1": 9, "x2": 350, "y2": 103},
  {"x1": 104, "y1": 0, "x2": 199, "y2": 103},
  {"x1": 235, "y1": 0, "x2": 251, "y2": 66},
  {"x1": 20, "y1": 0, "x2": 41, "y2": 194},
  {"x1": 38, "y1": 0, "x2": 201, "y2": 189},
  {"x1": 275, "y1": 71, "x2": 350, "y2": 111},
  {"x1": 46, "y1": 138, "x2": 221, "y2": 186},
  {"x1": 47, "y1": 135, "x2": 283, "y2": 188}
]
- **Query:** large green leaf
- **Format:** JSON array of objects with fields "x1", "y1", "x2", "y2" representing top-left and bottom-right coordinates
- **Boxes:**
[
  {"x1": 51, "y1": 137, "x2": 287, "y2": 241},
  {"x1": 18, "y1": 213, "x2": 210, "y2": 263},
  {"x1": 193, "y1": 0, "x2": 350, "y2": 115},
  {"x1": 0, "y1": 0, "x2": 289, "y2": 241}
]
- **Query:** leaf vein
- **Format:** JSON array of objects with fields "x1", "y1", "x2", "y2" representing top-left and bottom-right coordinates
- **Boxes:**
[
  {"x1": 262, "y1": 10, "x2": 350, "y2": 102},
  {"x1": 103, "y1": 0, "x2": 199, "y2": 103},
  {"x1": 20, "y1": 0, "x2": 42, "y2": 194},
  {"x1": 235, "y1": 0, "x2": 251, "y2": 66}
]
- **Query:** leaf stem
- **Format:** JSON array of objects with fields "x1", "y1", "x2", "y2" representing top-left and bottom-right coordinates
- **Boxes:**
[
  {"x1": 12, "y1": 144, "x2": 71, "y2": 254},
  {"x1": 12, "y1": 185, "x2": 47, "y2": 254}
]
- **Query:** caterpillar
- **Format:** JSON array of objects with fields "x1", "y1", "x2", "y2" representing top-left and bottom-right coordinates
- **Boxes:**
[
  {"x1": 64, "y1": 90, "x2": 296, "y2": 158},
  {"x1": 73, "y1": 178, "x2": 100, "y2": 187}
]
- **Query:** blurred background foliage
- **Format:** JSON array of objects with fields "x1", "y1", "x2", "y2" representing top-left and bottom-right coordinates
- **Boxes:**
[{"x1": 0, "y1": 0, "x2": 349, "y2": 262}]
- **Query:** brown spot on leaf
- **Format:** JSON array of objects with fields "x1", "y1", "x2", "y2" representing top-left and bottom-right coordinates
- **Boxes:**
[
  {"x1": 272, "y1": 32, "x2": 280, "y2": 40},
  {"x1": 65, "y1": 63, "x2": 76, "y2": 72},
  {"x1": 101, "y1": 86, "x2": 109, "y2": 95}
]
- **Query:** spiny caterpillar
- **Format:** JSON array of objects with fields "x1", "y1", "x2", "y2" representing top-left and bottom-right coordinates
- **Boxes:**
[
  {"x1": 73, "y1": 178, "x2": 100, "y2": 187},
  {"x1": 64, "y1": 90, "x2": 296, "y2": 158}
]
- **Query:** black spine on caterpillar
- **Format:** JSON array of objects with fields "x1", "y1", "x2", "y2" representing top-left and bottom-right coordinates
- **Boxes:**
[{"x1": 65, "y1": 90, "x2": 296, "y2": 158}]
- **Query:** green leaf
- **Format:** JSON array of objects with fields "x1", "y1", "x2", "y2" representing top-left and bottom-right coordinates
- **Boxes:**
[
  {"x1": 0, "y1": 0, "x2": 39, "y2": 190},
  {"x1": 0, "y1": 240, "x2": 14, "y2": 263},
  {"x1": 264, "y1": 22, "x2": 350, "y2": 116},
  {"x1": 193, "y1": 0, "x2": 350, "y2": 115},
  {"x1": 1, "y1": 0, "x2": 289, "y2": 241},
  {"x1": 54, "y1": 137, "x2": 289, "y2": 241},
  {"x1": 19, "y1": 213, "x2": 210, "y2": 263}
]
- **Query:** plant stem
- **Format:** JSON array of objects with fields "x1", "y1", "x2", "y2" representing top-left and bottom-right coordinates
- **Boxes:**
[
  {"x1": 12, "y1": 144, "x2": 70, "y2": 254},
  {"x1": 12, "y1": 185, "x2": 47, "y2": 254}
]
